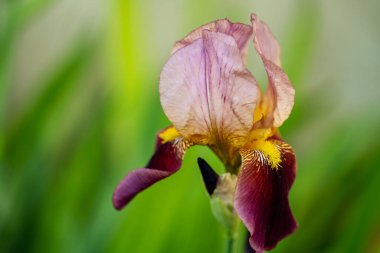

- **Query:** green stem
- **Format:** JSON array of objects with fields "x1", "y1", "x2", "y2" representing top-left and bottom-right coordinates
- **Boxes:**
[
  {"x1": 224, "y1": 213, "x2": 239, "y2": 253},
  {"x1": 225, "y1": 235, "x2": 235, "y2": 253}
]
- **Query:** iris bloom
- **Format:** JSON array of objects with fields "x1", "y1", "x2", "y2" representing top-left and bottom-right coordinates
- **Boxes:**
[{"x1": 113, "y1": 13, "x2": 297, "y2": 253}]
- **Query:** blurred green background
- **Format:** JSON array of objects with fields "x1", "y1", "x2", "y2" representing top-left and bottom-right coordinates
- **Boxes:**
[{"x1": 1, "y1": 0, "x2": 380, "y2": 252}]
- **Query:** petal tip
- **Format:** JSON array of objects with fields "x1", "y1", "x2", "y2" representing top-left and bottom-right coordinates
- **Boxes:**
[
  {"x1": 112, "y1": 198, "x2": 124, "y2": 211},
  {"x1": 112, "y1": 181, "x2": 130, "y2": 211},
  {"x1": 250, "y1": 13, "x2": 258, "y2": 22}
]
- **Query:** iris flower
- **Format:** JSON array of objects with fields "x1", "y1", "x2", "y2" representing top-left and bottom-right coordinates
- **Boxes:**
[{"x1": 113, "y1": 13, "x2": 297, "y2": 253}]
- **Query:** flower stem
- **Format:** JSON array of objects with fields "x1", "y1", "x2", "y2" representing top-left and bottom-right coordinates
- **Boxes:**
[
  {"x1": 224, "y1": 213, "x2": 239, "y2": 253},
  {"x1": 225, "y1": 235, "x2": 235, "y2": 253}
]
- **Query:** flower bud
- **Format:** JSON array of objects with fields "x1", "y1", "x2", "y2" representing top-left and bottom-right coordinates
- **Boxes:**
[
  {"x1": 210, "y1": 173, "x2": 237, "y2": 232},
  {"x1": 197, "y1": 158, "x2": 238, "y2": 233}
]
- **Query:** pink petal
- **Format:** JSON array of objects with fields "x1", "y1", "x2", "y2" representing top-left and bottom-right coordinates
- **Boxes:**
[
  {"x1": 251, "y1": 13, "x2": 295, "y2": 127},
  {"x1": 251, "y1": 13, "x2": 281, "y2": 66},
  {"x1": 261, "y1": 59, "x2": 295, "y2": 127},
  {"x1": 160, "y1": 31, "x2": 259, "y2": 146},
  {"x1": 235, "y1": 138, "x2": 297, "y2": 252},
  {"x1": 171, "y1": 19, "x2": 252, "y2": 61},
  {"x1": 112, "y1": 132, "x2": 188, "y2": 210}
]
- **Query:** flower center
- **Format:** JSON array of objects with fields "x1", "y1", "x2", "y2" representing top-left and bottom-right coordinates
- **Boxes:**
[
  {"x1": 248, "y1": 139, "x2": 282, "y2": 170},
  {"x1": 245, "y1": 128, "x2": 282, "y2": 170}
]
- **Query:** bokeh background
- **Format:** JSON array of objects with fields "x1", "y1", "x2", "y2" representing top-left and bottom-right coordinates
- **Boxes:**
[{"x1": 1, "y1": 0, "x2": 380, "y2": 252}]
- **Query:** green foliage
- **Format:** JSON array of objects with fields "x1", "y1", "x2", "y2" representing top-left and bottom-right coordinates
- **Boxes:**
[{"x1": 1, "y1": 0, "x2": 380, "y2": 253}]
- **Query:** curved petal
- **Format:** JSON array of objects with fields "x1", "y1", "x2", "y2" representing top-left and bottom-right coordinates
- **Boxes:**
[
  {"x1": 235, "y1": 138, "x2": 297, "y2": 252},
  {"x1": 172, "y1": 19, "x2": 252, "y2": 61},
  {"x1": 251, "y1": 13, "x2": 281, "y2": 66},
  {"x1": 112, "y1": 132, "x2": 190, "y2": 210},
  {"x1": 160, "y1": 31, "x2": 259, "y2": 147},
  {"x1": 251, "y1": 13, "x2": 295, "y2": 128}
]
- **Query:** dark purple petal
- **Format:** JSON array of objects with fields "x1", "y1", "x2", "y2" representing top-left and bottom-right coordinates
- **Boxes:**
[
  {"x1": 235, "y1": 139, "x2": 297, "y2": 253},
  {"x1": 112, "y1": 133, "x2": 188, "y2": 210}
]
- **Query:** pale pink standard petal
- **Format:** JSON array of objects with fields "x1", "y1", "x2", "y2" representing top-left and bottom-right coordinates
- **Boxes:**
[
  {"x1": 171, "y1": 19, "x2": 252, "y2": 60},
  {"x1": 160, "y1": 31, "x2": 259, "y2": 146},
  {"x1": 261, "y1": 59, "x2": 295, "y2": 127},
  {"x1": 251, "y1": 13, "x2": 281, "y2": 66},
  {"x1": 251, "y1": 13, "x2": 295, "y2": 127}
]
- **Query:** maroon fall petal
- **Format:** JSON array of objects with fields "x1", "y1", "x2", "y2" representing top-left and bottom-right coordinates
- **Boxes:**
[
  {"x1": 235, "y1": 139, "x2": 297, "y2": 253},
  {"x1": 112, "y1": 134, "x2": 187, "y2": 210}
]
